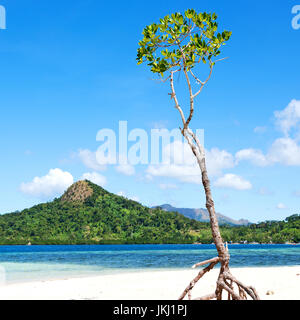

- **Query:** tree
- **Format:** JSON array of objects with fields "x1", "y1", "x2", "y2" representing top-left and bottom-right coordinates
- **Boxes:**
[{"x1": 137, "y1": 9, "x2": 259, "y2": 300}]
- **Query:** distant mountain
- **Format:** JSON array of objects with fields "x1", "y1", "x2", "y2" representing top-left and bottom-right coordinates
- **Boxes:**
[{"x1": 154, "y1": 204, "x2": 251, "y2": 226}]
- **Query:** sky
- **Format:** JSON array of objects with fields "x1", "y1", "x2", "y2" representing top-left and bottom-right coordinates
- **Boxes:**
[{"x1": 0, "y1": 0, "x2": 299, "y2": 223}]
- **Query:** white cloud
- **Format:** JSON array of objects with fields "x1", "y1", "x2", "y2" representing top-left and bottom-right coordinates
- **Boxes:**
[
  {"x1": 79, "y1": 149, "x2": 135, "y2": 175},
  {"x1": 116, "y1": 164, "x2": 135, "y2": 176},
  {"x1": 268, "y1": 137, "x2": 300, "y2": 166},
  {"x1": 274, "y1": 99, "x2": 300, "y2": 135},
  {"x1": 214, "y1": 174, "x2": 252, "y2": 190},
  {"x1": 236, "y1": 100, "x2": 300, "y2": 168},
  {"x1": 146, "y1": 140, "x2": 200, "y2": 184},
  {"x1": 159, "y1": 183, "x2": 178, "y2": 190},
  {"x1": 276, "y1": 203, "x2": 287, "y2": 210},
  {"x1": 206, "y1": 148, "x2": 235, "y2": 177},
  {"x1": 235, "y1": 137, "x2": 300, "y2": 167},
  {"x1": 146, "y1": 141, "x2": 235, "y2": 184},
  {"x1": 78, "y1": 149, "x2": 106, "y2": 171},
  {"x1": 235, "y1": 148, "x2": 269, "y2": 167},
  {"x1": 161, "y1": 140, "x2": 196, "y2": 166},
  {"x1": 20, "y1": 169, "x2": 74, "y2": 198},
  {"x1": 81, "y1": 172, "x2": 107, "y2": 187},
  {"x1": 147, "y1": 164, "x2": 202, "y2": 184}
]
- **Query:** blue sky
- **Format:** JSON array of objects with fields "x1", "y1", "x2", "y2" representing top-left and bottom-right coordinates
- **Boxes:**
[{"x1": 0, "y1": 0, "x2": 299, "y2": 222}]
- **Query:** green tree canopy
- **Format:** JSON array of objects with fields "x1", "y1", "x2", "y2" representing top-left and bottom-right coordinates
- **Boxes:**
[{"x1": 137, "y1": 9, "x2": 232, "y2": 76}]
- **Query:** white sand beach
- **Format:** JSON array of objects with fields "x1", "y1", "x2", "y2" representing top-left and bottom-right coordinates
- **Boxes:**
[{"x1": 0, "y1": 266, "x2": 299, "y2": 300}]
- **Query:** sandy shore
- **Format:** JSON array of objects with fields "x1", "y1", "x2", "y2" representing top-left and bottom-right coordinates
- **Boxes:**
[{"x1": 0, "y1": 266, "x2": 299, "y2": 300}]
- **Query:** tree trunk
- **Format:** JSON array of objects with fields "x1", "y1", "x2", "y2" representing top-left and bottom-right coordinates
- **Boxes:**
[
  {"x1": 178, "y1": 129, "x2": 259, "y2": 300},
  {"x1": 169, "y1": 68, "x2": 259, "y2": 300}
]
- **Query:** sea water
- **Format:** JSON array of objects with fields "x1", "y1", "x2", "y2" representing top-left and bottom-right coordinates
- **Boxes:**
[{"x1": 0, "y1": 244, "x2": 299, "y2": 284}]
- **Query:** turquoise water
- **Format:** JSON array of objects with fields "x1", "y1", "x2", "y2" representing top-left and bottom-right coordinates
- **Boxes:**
[{"x1": 0, "y1": 244, "x2": 299, "y2": 284}]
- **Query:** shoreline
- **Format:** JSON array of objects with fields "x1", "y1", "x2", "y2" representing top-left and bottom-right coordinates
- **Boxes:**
[
  {"x1": 2, "y1": 264, "x2": 300, "y2": 285},
  {"x1": 3, "y1": 264, "x2": 300, "y2": 286},
  {"x1": 0, "y1": 266, "x2": 299, "y2": 300},
  {"x1": 0, "y1": 243, "x2": 299, "y2": 247}
]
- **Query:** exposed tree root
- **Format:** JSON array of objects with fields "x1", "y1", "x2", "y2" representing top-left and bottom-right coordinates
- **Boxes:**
[
  {"x1": 179, "y1": 259, "x2": 219, "y2": 300},
  {"x1": 193, "y1": 292, "x2": 216, "y2": 300},
  {"x1": 179, "y1": 254, "x2": 260, "y2": 301}
]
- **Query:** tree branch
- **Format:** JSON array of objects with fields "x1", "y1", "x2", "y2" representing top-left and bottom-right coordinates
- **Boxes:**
[
  {"x1": 192, "y1": 257, "x2": 220, "y2": 269},
  {"x1": 170, "y1": 69, "x2": 186, "y2": 127},
  {"x1": 175, "y1": 40, "x2": 195, "y2": 130},
  {"x1": 191, "y1": 61, "x2": 214, "y2": 98}
]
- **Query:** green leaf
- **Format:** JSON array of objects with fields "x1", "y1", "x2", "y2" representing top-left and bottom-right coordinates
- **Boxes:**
[{"x1": 137, "y1": 9, "x2": 232, "y2": 75}]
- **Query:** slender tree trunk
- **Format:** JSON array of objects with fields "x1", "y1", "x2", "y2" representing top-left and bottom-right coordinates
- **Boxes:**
[
  {"x1": 201, "y1": 159, "x2": 226, "y2": 255},
  {"x1": 182, "y1": 129, "x2": 230, "y2": 300},
  {"x1": 177, "y1": 111, "x2": 259, "y2": 301},
  {"x1": 178, "y1": 132, "x2": 260, "y2": 299},
  {"x1": 169, "y1": 67, "x2": 259, "y2": 300},
  {"x1": 184, "y1": 131, "x2": 226, "y2": 256}
]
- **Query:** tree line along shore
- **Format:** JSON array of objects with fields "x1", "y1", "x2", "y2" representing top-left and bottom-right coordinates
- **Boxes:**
[{"x1": 0, "y1": 181, "x2": 299, "y2": 245}]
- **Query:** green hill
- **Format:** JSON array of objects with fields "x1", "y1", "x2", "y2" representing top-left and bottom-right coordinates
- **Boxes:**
[
  {"x1": 0, "y1": 180, "x2": 299, "y2": 245},
  {"x1": 0, "y1": 180, "x2": 207, "y2": 245}
]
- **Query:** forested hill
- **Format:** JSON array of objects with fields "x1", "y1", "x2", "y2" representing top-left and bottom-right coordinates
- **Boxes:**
[
  {"x1": 0, "y1": 180, "x2": 205, "y2": 245},
  {"x1": 0, "y1": 180, "x2": 299, "y2": 245}
]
